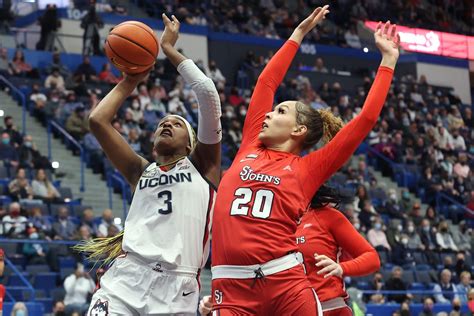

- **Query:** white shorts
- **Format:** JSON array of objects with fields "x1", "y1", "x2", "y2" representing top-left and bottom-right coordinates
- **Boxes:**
[{"x1": 87, "y1": 254, "x2": 199, "y2": 316}]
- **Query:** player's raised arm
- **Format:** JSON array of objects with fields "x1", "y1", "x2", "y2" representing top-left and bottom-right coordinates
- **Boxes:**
[
  {"x1": 240, "y1": 6, "x2": 330, "y2": 148},
  {"x1": 161, "y1": 14, "x2": 222, "y2": 187},
  {"x1": 88, "y1": 71, "x2": 150, "y2": 188},
  {"x1": 299, "y1": 21, "x2": 399, "y2": 198}
]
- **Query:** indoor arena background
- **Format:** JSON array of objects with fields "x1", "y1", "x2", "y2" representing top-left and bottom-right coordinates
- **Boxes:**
[{"x1": 0, "y1": 0, "x2": 472, "y2": 315}]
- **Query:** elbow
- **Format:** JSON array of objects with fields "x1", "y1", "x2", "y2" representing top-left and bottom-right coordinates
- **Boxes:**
[{"x1": 88, "y1": 112, "x2": 103, "y2": 132}]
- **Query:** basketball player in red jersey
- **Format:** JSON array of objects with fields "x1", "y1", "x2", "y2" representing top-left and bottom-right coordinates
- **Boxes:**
[
  {"x1": 199, "y1": 186, "x2": 380, "y2": 316},
  {"x1": 211, "y1": 2, "x2": 400, "y2": 313},
  {"x1": 296, "y1": 185, "x2": 380, "y2": 315}
]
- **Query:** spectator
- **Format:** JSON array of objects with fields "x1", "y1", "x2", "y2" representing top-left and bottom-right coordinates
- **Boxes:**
[
  {"x1": 127, "y1": 128, "x2": 141, "y2": 154},
  {"x1": 0, "y1": 249, "x2": 4, "y2": 310},
  {"x1": 384, "y1": 266, "x2": 412, "y2": 303},
  {"x1": 434, "y1": 126, "x2": 453, "y2": 150},
  {"x1": 419, "y1": 297, "x2": 434, "y2": 316},
  {"x1": 206, "y1": 60, "x2": 226, "y2": 89},
  {"x1": 468, "y1": 289, "x2": 474, "y2": 314},
  {"x1": 433, "y1": 269, "x2": 456, "y2": 303},
  {"x1": 52, "y1": 207, "x2": 77, "y2": 240},
  {"x1": 73, "y1": 56, "x2": 98, "y2": 82},
  {"x1": 80, "y1": 208, "x2": 98, "y2": 237},
  {"x1": 32, "y1": 169, "x2": 61, "y2": 203},
  {"x1": 367, "y1": 218, "x2": 391, "y2": 252},
  {"x1": 44, "y1": 90, "x2": 61, "y2": 122},
  {"x1": 65, "y1": 106, "x2": 88, "y2": 140},
  {"x1": 76, "y1": 225, "x2": 93, "y2": 241},
  {"x1": 80, "y1": 3, "x2": 103, "y2": 55},
  {"x1": 44, "y1": 67, "x2": 66, "y2": 92},
  {"x1": 452, "y1": 221, "x2": 471, "y2": 253},
  {"x1": 0, "y1": 132, "x2": 19, "y2": 168},
  {"x1": 313, "y1": 57, "x2": 328, "y2": 73},
  {"x1": 454, "y1": 252, "x2": 471, "y2": 277},
  {"x1": 367, "y1": 272, "x2": 385, "y2": 304},
  {"x1": 344, "y1": 25, "x2": 361, "y2": 49},
  {"x1": 0, "y1": 48, "x2": 11, "y2": 75},
  {"x1": 29, "y1": 83, "x2": 48, "y2": 121},
  {"x1": 436, "y1": 221, "x2": 458, "y2": 252},
  {"x1": 1, "y1": 202, "x2": 27, "y2": 237},
  {"x1": 126, "y1": 98, "x2": 143, "y2": 123},
  {"x1": 392, "y1": 234, "x2": 416, "y2": 267},
  {"x1": 36, "y1": 4, "x2": 61, "y2": 51},
  {"x1": 359, "y1": 200, "x2": 376, "y2": 230},
  {"x1": 451, "y1": 129, "x2": 466, "y2": 151},
  {"x1": 47, "y1": 52, "x2": 70, "y2": 78},
  {"x1": 52, "y1": 300, "x2": 65, "y2": 316},
  {"x1": 98, "y1": 63, "x2": 120, "y2": 84},
  {"x1": 97, "y1": 208, "x2": 115, "y2": 237},
  {"x1": 64, "y1": 263, "x2": 95, "y2": 315},
  {"x1": 456, "y1": 271, "x2": 471, "y2": 304},
  {"x1": 18, "y1": 135, "x2": 51, "y2": 170},
  {"x1": 22, "y1": 227, "x2": 57, "y2": 270},
  {"x1": 83, "y1": 130, "x2": 103, "y2": 173},
  {"x1": 405, "y1": 221, "x2": 423, "y2": 250},
  {"x1": 8, "y1": 168, "x2": 33, "y2": 201},
  {"x1": 59, "y1": 92, "x2": 83, "y2": 124},
  {"x1": 30, "y1": 206, "x2": 52, "y2": 238},
  {"x1": 10, "y1": 50, "x2": 38, "y2": 78},
  {"x1": 228, "y1": 87, "x2": 244, "y2": 107},
  {"x1": 449, "y1": 298, "x2": 463, "y2": 316},
  {"x1": 453, "y1": 153, "x2": 470, "y2": 179},
  {"x1": 2, "y1": 116, "x2": 22, "y2": 147},
  {"x1": 136, "y1": 82, "x2": 151, "y2": 109},
  {"x1": 10, "y1": 302, "x2": 28, "y2": 316}
]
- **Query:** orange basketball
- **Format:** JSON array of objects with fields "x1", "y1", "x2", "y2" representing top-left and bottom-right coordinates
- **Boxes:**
[{"x1": 104, "y1": 21, "x2": 159, "y2": 74}]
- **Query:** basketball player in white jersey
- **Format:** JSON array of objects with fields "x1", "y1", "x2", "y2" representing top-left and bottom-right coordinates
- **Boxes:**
[{"x1": 80, "y1": 14, "x2": 221, "y2": 315}]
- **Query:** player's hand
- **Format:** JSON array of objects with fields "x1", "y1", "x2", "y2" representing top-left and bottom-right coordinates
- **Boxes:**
[
  {"x1": 374, "y1": 21, "x2": 400, "y2": 67},
  {"x1": 122, "y1": 69, "x2": 151, "y2": 86},
  {"x1": 314, "y1": 254, "x2": 343, "y2": 278},
  {"x1": 290, "y1": 5, "x2": 329, "y2": 43},
  {"x1": 161, "y1": 14, "x2": 180, "y2": 49},
  {"x1": 199, "y1": 295, "x2": 212, "y2": 315}
]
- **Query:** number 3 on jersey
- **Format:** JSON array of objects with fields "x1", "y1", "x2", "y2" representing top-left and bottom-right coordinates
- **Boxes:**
[
  {"x1": 230, "y1": 188, "x2": 274, "y2": 219},
  {"x1": 157, "y1": 190, "x2": 172, "y2": 214}
]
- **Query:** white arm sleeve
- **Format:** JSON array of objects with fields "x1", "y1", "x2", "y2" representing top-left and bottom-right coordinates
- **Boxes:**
[{"x1": 177, "y1": 59, "x2": 222, "y2": 144}]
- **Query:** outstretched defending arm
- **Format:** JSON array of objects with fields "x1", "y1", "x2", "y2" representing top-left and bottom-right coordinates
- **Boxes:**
[
  {"x1": 240, "y1": 6, "x2": 330, "y2": 149},
  {"x1": 299, "y1": 21, "x2": 400, "y2": 199},
  {"x1": 161, "y1": 14, "x2": 222, "y2": 187}
]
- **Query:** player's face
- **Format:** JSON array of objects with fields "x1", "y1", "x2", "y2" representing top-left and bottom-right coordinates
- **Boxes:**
[
  {"x1": 259, "y1": 101, "x2": 299, "y2": 146},
  {"x1": 153, "y1": 116, "x2": 190, "y2": 155}
]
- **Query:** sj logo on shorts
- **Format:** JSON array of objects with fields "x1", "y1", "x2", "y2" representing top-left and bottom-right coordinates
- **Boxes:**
[
  {"x1": 214, "y1": 290, "x2": 223, "y2": 305},
  {"x1": 89, "y1": 299, "x2": 109, "y2": 316}
]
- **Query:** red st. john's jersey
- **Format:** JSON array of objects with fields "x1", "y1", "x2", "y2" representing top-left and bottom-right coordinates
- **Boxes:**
[
  {"x1": 212, "y1": 39, "x2": 394, "y2": 266},
  {"x1": 296, "y1": 207, "x2": 380, "y2": 302}
]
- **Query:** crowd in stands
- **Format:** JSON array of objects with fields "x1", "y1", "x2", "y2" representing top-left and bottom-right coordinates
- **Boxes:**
[{"x1": 143, "y1": 0, "x2": 472, "y2": 45}]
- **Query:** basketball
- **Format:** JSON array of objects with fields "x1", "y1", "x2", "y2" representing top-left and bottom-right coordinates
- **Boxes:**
[{"x1": 104, "y1": 21, "x2": 159, "y2": 74}]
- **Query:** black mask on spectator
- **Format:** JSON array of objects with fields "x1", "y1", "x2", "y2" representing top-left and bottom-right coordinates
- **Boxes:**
[{"x1": 453, "y1": 305, "x2": 461, "y2": 311}]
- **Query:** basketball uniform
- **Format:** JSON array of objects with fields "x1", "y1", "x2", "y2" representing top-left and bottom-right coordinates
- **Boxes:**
[
  {"x1": 211, "y1": 37, "x2": 393, "y2": 315},
  {"x1": 88, "y1": 158, "x2": 215, "y2": 316},
  {"x1": 296, "y1": 207, "x2": 379, "y2": 315}
]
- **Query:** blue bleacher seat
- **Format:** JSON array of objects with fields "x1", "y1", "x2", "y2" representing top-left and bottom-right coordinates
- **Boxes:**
[
  {"x1": 415, "y1": 264, "x2": 431, "y2": 271},
  {"x1": 26, "y1": 264, "x2": 50, "y2": 275},
  {"x1": 7, "y1": 273, "x2": 30, "y2": 286},
  {"x1": 402, "y1": 270, "x2": 415, "y2": 284},
  {"x1": 356, "y1": 281, "x2": 369, "y2": 290},
  {"x1": 7, "y1": 288, "x2": 25, "y2": 301},
  {"x1": 50, "y1": 287, "x2": 66, "y2": 302},
  {"x1": 59, "y1": 257, "x2": 76, "y2": 269},
  {"x1": 415, "y1": 270, "x2": 434, "y2": 285},
  {"x1": 60, "y1": 268, "x2": 75, "y2": 281},
  {"x1": 37, "y1": 297, "x2": 54, "y2": 314},
  {"x1": 33, "y1": 272, "x2": 58, "y2": 295}
]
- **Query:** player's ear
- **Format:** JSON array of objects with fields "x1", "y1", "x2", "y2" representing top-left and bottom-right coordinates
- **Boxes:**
[{"x1": 291, "y1": 124, "x2": 307, "y2": 137}]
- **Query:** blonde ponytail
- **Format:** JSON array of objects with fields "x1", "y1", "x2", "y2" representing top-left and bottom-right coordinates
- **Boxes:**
[
  {"x1": 73, "y1": 231, "x2": 124, "y2": 268},
  {"x1": 317, "y1": 108, "x2": 345, "y2": 144}
]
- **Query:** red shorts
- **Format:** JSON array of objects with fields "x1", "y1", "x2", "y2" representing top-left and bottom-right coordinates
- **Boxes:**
[
  {"x1": 323, "y1": 306, "x2": 352, "y2": 316},
  {"x1": 211, "y1": 265, "x2": 321, "y2": 315}
]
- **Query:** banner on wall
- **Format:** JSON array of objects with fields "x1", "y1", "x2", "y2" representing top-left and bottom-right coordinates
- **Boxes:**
[{"x1": 365, "y1": 21, "x2": 474, "y2": 60}]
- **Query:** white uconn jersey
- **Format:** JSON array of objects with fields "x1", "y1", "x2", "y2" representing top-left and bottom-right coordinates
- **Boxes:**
[{"x1": 122, "y1": 157, "x2": 215, "y2": 270}]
